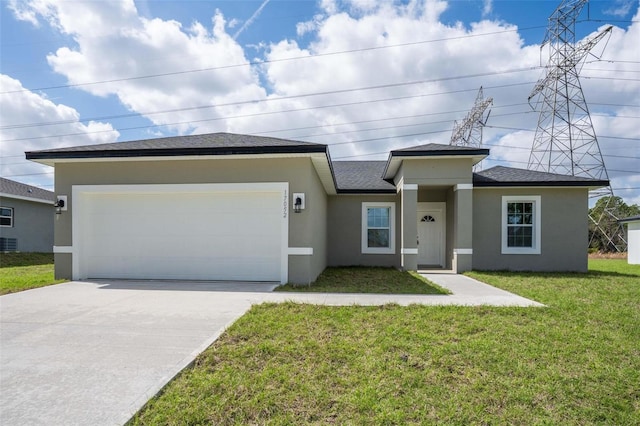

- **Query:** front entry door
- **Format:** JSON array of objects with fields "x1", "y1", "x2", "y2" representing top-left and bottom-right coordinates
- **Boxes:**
[{"x1": 417, "y1": 203, "x2": 445, "y2": 267}]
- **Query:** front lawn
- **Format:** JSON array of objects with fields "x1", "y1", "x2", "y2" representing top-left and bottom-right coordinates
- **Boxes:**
[
  {"x1": 276, "y1": 266, "x2": 449, "y2": 294},
  {"x1": 0, "y1": 253, "x2": 65, "y2": 295},
  {"x1": 130, "y1": 259, "x2": 640, "y2": 425}
]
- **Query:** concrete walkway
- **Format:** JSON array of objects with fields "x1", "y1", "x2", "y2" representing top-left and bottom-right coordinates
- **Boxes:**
[
  {"x1": 260, "y1": 273, "x2": 545, "y2": 307},
  {"x1": 0, "y1": 275, "x2": 541, "y2": 425}
]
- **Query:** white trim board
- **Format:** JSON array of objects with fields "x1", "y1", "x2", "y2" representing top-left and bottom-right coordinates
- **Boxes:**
[
  {"x1": 288, "y1": 247, "x2": 313, "y2": 255},
  {"x1": 53, "y1": 246, "x2": 74, "y2": 254},
  {"x1": 453, "y1": 248, "x2": 473, "y2": 255}
]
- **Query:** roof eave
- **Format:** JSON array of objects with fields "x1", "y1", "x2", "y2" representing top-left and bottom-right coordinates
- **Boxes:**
[
  {"x1": 0, "y1": 192, "x2": 55, "y2": 204},
  {"x1": 389, "y1": 148, "x2": 490, "y2": 157},
  {"x1": 618, "y1": 216, "x2": 640, "y2": 224},
  {"x1": 25, "y1": 144, "x2": 327, "y2": 162},
  {"x1": 311, "y1": 150, "x2": 338, "y2": 195},
  {"x1": 336, "y1": 188, "x2": 397, "y2": 194}
]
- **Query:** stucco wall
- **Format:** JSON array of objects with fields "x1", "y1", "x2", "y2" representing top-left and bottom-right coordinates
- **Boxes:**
[
  {"x1": 473, "y1": 187, "x2": 589, "y2": 272},
  {"x1": 0, "y1": 197, "x2": 53, "y2": 252},
  {"x1": 308, "y1": 165, "x2": 328, "y2": 280},
  {"x1": 53, "y1": 157, "x2": 327, "y2": 283},
  {"x1": 288, "y1": 162, "x2": 328, "y2": 283},
  {"x1": 396, "y1": 158, "x2": 473, "y2": 186},
  {"x1": 327, "y1": 194, "x2": 401, "y2": 268}
]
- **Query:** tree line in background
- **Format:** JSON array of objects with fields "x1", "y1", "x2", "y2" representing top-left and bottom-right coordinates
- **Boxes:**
[{"x1": 589, "y1": 196, "x2": 639, "y2": 253}]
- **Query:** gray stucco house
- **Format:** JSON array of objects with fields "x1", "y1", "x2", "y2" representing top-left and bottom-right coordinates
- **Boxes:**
[
  {"x1": 0, "y1": 177, "x2": 55, "y2": 252},
  {"x1": 26, "y1": 133, "x2": 608, "y2": 284}
]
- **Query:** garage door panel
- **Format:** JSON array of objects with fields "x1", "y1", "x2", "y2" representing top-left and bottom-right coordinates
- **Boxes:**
[
  {"x1": 80, "y1": 187, "x2": 284, "y2": 282},
  {"x1": 86, "y1": 256, "x2": 281, "y2": 281}
]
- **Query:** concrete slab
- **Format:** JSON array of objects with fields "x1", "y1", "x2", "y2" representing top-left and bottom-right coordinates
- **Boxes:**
[
  {"x1": 0, "y1": 280, "x2": 274, "y2": 426},
  {"x1": 0, "y1": 275, "x2": 542, "y2": 425}
]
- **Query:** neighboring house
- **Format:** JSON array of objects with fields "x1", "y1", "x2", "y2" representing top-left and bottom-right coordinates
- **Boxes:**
[
  {"x1": 26, "y1": 133, "x2": 608, "y2": 283},
  {"x1": 0, "y1": 177, "x2": 55, "y2": 252},
  {"x1": 618, "y1": 215, "x2": 640, "y2": 265}
]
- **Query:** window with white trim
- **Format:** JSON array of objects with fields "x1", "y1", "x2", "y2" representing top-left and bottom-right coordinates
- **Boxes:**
[
  {"x1": 501, "y1": 196, "x2": 541, "y2": 254},
  {"x1": 0, "y1": 207, "x2": 13, "y2": 227},
  {"x1": 362, "y1": 202, "x2": 395, "y2": 254}
]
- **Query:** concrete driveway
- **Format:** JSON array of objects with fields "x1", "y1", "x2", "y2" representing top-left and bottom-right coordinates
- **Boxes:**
[
  {"x1": 1, "y1": 276, "x2": 541, "y2": 425},
  {"x1": 0, "y1": 280, "x2": 278, "y2": 426}
]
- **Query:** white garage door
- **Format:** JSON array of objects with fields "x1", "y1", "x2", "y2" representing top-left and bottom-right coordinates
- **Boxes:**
[{"x1": 74, "y1": 184, "x2": 287, "y2": 282}]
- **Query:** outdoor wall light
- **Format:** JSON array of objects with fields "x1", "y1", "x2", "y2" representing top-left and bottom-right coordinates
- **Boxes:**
[
  {"x1": 55, "y1": 196, "x2": 67, "y2": 215},
  {"x1": 293, "y1": 193, "x2": 305, "y2": 213}
]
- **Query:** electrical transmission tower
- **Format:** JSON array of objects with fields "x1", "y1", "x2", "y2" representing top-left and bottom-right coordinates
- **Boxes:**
[
  {"x1": 527, "y1": 0, "x2": 625, "y2": 251},
  {"x1": 450, "y1": 87, "x2": 493, "y2": 170}
]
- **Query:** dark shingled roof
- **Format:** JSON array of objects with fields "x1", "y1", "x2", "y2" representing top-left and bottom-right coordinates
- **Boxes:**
[
  {"x1": 391, "y1": 143, "x2": 490, "y2": 157},
  {"x1": 24, "y1": 133, "x2": 610, "y2": 192},
  {"x1": 333, "y1": 161, "x2": 396, "y2": 193},
  {"x1": 473, "y1": 166, "x2": 609, "y2": 187},
  {"x1": 26, "y1": 132, "x2": 327, "y2": 160},
  {"x1": 0, "y1": 177, "x2": 55, "y2": 202}
]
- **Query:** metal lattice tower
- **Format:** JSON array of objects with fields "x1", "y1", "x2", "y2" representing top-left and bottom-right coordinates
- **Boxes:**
[
  {"x1": 450, "y1": 87, "x2": 493, "y2": 170},
  {"x1": 527, "y1": 0, "x2": 625, "y2": 251}
]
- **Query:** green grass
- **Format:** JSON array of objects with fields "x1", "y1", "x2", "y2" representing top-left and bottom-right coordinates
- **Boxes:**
[
  {"x1": 0, "y1": 253, "x2": 66, "y2": 295},
  {"x1": 130, "y1": 259, "x2": 640, "y2": 425},
  {"x1": 276, "y1": 266, "x2": 449, "y2": 294}
]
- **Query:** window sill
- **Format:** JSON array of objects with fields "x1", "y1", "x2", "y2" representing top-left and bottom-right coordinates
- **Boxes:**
[
  {"x1": 501, "y1": 248, "x2": 541, "y2": 255},
  {"x1": 362, "y1": 249, "x2": 396, "y2": 255}
]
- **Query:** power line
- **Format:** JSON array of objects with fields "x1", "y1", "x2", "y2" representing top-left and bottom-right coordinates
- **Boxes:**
[
  {"x1": 486, "y1": 125, "x2": 640, "y2": 141},
  {"x1": 3, "y1": 70, "x2": 633, "y2": 133},
  {"x1": 1, "y1": 98, "x2": 635, "y2": 147},
  {"x1": 1, "y1": 71, "x2": 542, "y2": 131},
  {"x1": 0, "y1": 25, "x2": 549, "y2": 95},
  {"x1": 0, "y1": 100, "x2": 534, "y2": 144},
  {"x1": 0, "y1": 71, "x2": 639, "y2": 138}
]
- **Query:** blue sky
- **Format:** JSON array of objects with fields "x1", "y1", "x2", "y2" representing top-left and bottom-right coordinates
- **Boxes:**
[{"x1": 1, "y1": 0, "x2": 638, "y2": 205}]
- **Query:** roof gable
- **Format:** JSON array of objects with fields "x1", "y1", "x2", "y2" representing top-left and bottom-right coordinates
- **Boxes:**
[
  {"x1": 0, "y1": 178, "x2": 55, "y2": 203},
  {"x1": 383, "y1": 143, "x2": 489, "y2": 180},
  {"x1": 473, "y1": 166, "x2": 609, "y2": 188}
]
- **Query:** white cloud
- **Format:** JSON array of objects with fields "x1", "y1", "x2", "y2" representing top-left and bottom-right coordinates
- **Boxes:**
[
  {"x1": 5, "y1": 0, "x2": 639, "y2": 204},
  {"x1": 604, "y1": 0, "x2": 635, "y2": 17},
  {"x1": 0, "y1": 74, "x2": 118, "y2": 188},
  {"x1": 15, "y1": 1, "x2": 267, "y2": 135},
  {"x1": 482, "y1": 0, "x2": 493, "y2": 17},
  {"x1": 7, "y1": 0, "x2": 40, "y2": 25}
]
